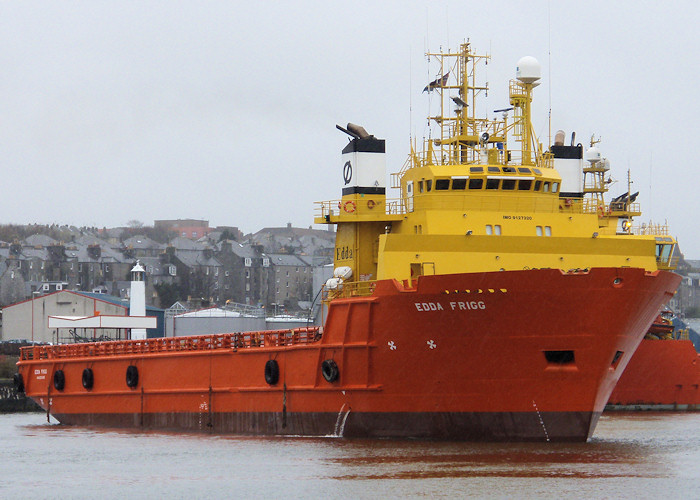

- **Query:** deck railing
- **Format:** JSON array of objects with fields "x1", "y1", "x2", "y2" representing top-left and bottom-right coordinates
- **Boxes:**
[
  {"x1": 316, "y1": 198, "x2": 406, "y2": 219},
  {"x1": 324, "y1": 281, "x2": 377, "y2": 301},
  {"x1": 19, "y1": 327, "x2": 321, "y2": 361},
  {"x1": 631, "y1": 223, "x2": 671, "y2": 236}
]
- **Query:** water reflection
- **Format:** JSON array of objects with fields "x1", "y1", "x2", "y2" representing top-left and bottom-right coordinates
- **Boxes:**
[
  {"x1": 3, "y1": 412, "x2": 700, "y2": 497},
  {"x1": 324, "y1": 443, "x2": 662, "y2": 480}
]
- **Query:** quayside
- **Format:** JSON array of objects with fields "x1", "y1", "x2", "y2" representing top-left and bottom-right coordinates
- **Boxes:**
[{"x1": 16, "y1": 41, "x2": 680, "y2": 441}]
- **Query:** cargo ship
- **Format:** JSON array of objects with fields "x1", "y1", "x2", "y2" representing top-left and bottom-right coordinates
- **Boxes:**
[
  {"x1": 15, "y1": 42, "x2": 680, "y2": 441},
  {"x1": 607, "y1": 313, "x2": 700, "y2": 410}
]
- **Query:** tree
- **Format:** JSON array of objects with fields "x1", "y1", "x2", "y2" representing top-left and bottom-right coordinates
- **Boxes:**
[
  {"x1": 126, "y1": 220, "x2": 144, "y2": 229},
  {"x1": 154, "y1": 283, "x2": 183, "y2": 309},
  {"x1": 219, "y1": 229, "x2": 237, "y2": 242}
]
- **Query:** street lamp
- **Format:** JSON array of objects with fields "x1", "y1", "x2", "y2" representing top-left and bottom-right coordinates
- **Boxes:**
[{"x1": 31, "y1": 290, "x2": 40, "y2": 343}]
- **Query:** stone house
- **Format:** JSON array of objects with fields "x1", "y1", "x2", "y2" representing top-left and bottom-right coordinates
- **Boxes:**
[
  {"x1": 0, "y1": 260, "x2": 25, "y2": 306},
  {"x1": 122, "y1": 235, "x2": 164, "y2": 259},
  {"x1": 215, "y1": 240, "x2": 270, "y2": 307},
  {"x1": 161, "y1": 238, "x2": 223, "y2": 304},
  {"x1": 267, "y1": 253, "x2": 313, "y2": 310}
]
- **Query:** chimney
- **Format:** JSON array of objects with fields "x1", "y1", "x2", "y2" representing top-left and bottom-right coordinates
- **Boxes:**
[{"x1": 88, "y1": 244, "x2": 101, "y2": 260}]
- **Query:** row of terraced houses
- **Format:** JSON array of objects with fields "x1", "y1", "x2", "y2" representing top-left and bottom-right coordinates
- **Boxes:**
[{"x1": 0, "y1": 220, "x2": 335, "y2": 312}]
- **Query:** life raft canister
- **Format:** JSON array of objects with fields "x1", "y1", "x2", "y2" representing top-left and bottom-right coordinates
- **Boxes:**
[
  {"x1": 53, "y1": 370, "x2": 65, "y2": 391},
  {"x1": 82, "y1": 368, "x2": 94, "y2": 390},
  {"x1": 264, "y1": 359, "x2": 279, "y2": 385},
  {"x1": 321, "y1": 359, "x2": 339, "y2": 383},
  {"x1": 126, "y1": 365, "x2": 139, "y2": 388}
]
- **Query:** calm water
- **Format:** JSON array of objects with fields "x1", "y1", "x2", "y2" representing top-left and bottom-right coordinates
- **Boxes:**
[{"x1": 1, "y1": 412, "x2": 699, "y2": 499}]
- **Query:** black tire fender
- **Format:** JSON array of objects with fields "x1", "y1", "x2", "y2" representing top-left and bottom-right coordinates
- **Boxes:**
[
  {"x1": 53, "y1": 370, "x2": 65, "y2": 391},
  {"x1": 126, "y1": 365, "x2": 139, "y2": 388},
  {"x1": 321, "y1": 359, "x2": 339, "y2": 383},
  {"x1": 82, "y1": 368, "x2": 94, "y2": 390},
  {"x1": 264, "y1": 359, "x2": 279, "y2": 385}
]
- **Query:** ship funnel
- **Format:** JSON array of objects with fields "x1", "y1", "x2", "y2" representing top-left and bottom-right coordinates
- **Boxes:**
[
  {"x1": 346, "y1": 123, "x2": 371, "y2": 139},
  {"x1": 554, "y1": 130, "x2": 565, "y2": 146},
  {"x1": 551, "y1": 136, "x2": 584, "y2": 198},
  {"x1": 340, "y1": 125, "x2": 386, "y2": 196}
]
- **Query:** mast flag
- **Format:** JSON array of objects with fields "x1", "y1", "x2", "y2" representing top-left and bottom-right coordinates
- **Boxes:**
[{"x1": 423, "y1": 72, "x2": 449, "y2": 92}]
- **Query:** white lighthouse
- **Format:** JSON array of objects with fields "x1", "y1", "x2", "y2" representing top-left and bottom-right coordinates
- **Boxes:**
[{"x1": 130, "y1": 260, "x2": 147, "y2": 340}]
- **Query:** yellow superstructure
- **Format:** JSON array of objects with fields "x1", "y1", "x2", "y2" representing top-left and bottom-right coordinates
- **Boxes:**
[{"x1": 315, "y1": 42, "x2": 676, "y2": 288}]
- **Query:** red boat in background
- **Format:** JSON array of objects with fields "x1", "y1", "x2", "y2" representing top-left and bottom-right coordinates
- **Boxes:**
[{"x1": 607, "y1": 312, "x2": 700, "y2": 410}]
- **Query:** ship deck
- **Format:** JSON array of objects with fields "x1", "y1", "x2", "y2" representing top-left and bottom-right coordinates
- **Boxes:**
[{"x1": 19, "y1": 327, "x2": 321, "y2": 361}]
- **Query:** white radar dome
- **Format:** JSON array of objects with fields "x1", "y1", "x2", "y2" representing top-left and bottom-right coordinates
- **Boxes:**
[
  {"x1": 584, "y1": 146, "x2": 602, "y2": 164},
  {"x1": 516, "y1": 56, "x2": 541, "y2": 84}
]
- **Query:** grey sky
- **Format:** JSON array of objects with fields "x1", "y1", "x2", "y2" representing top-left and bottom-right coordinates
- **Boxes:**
[{"x1": 2, "y1": 1, "x2": 699, "y2": 255}]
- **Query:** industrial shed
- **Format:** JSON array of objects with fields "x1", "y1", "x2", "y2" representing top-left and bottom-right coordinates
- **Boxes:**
[{"x1": 1, "y1": 290, "x2": 164, "y2": 343}]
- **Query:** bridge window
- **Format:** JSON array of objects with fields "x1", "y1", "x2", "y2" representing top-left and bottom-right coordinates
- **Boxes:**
[
  {"x1": 518, "y1": 180, "x2": 532, "y2": 190},
  {"x1": 534, "y1": 180, "x2": 542, "y2": 191},
  {"x1": 469, "y1": 179, "x2": 483, "y2": 189},
  {"x1": 656, "y1": 244, "x2": 673, "y2": 263},
  {"x1": 533, "y1": 168, "x2": 542, "y2": 175},
  {"x1": 536, "y1": 226, "x2": 543, "y2": 236},
  {"x1": 435, "y1": 179, "x2": 450, "y2": 190},
  {"x1": 486, "y1": 179, "x2": 500, "y2": 190},
  {"x1": 452, "y1": 178, "x2": 467, "y2": 190},
  {"x1": 543, "y1": 182, "x2": 551, "y2": 193},
  {"x1": 518, "y1": 167, "x2": 532, "y2": 174},
  {"x1": 552, "y1": 182, "x2": 559, "y2": 193},
  {"x1": 502, "y1": 179, "x2": 516, "y2": 190},
  {"x1": 426, "y1": 180, "x2": 432, "y2": 191},
  {"x1": 418, "y1": 180, "x2": 424, "y2": 193},
  {"x1": 470, "y1": 166, "x2": 484, "y2": 173},
  {"x1": 487, "y1": 166, "x2": 501, "y2": 173}
]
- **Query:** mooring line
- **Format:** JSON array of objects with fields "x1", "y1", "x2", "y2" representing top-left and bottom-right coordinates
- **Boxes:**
[{"x1": 532, "y1": 399, "x2": 550, "y2": 442}]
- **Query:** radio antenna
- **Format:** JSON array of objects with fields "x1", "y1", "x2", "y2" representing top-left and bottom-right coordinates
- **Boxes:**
[{"x1": 548, "y1": 0, "x2": 552, "y2": 148}]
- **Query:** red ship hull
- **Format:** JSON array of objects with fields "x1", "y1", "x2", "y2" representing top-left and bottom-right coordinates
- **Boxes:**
[
  {"x1": 17, "y1": 267, "x2": 680, "y2": 441},
  {"x1": 607, "y1": 338, "x2": 700, "y2": 410}
]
